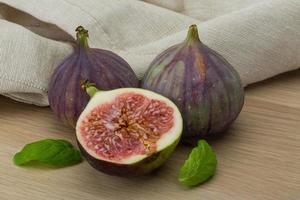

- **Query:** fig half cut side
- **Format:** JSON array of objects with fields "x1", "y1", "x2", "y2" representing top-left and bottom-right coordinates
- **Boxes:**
[{"x1": 76, "y1": 85, "x2": 183, "y2": 176}]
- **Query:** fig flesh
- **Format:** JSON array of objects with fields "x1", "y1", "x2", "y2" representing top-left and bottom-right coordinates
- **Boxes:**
[
  {"x1": 76, "y1": 83, "x2": 183, "y2": 176},
  {"x1": 48, "y1": 26, "x2": 139, "y2": 128},
  {"x1": 142, "y1": 25, "x2": 244, "y2": 141}
]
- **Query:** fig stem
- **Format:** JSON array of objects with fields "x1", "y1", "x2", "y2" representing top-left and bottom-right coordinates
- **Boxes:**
[
  {"x1": 76, "y1": 26, "x2": 89, "y2": 48},
  {"x1": 80, "y1": 80, "x2": 99, "y2": 98},
  {"x1": 185, "y1": 24, "x2": 200, "y2": 44}
]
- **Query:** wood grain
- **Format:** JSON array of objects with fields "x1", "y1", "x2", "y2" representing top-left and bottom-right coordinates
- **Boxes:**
[{"x1": 0, "y1": 70, "x2": 299, "y2": 200}]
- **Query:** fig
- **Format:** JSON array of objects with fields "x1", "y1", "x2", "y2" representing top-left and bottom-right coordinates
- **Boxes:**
[
  {"x1": 48, "y1": 26, "x2": 139, "y2": 128},
  {"x1": 76, "y1": 82, "x2": 183, "y2": 176},
  {"x1": 142, "y1": 24, "x2": 244, "y2": 141}
]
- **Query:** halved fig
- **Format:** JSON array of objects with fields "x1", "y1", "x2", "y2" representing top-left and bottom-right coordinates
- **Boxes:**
[{"x1": 76, "y1": 83, "x2": 183, "y2": 176}]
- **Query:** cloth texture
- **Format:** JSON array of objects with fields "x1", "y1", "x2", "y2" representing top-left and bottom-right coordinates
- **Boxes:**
[{"x1": 0, "y1": 0, "x2": 299, "y2": 106}]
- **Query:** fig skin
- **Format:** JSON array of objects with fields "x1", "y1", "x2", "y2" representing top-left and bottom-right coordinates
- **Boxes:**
[
  {"x1": 76, "y1": 84, "x2": 183, "y2": 176},
  {"x1": 142, "y1": 24, "x2": 244, "y2": 141},
  {"x1": 48, "y1": 26, "x2": 139, "y2": 128},
  {"x1": 78, "y1": 137, "x2": 180, "y2": 176}
]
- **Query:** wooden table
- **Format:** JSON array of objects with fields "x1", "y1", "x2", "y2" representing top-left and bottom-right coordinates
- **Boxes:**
[{"x1": 1, "y1": 70, "x2": 299, "y2": 200}]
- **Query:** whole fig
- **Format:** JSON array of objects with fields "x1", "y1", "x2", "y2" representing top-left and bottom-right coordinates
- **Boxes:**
[
  {"x1": 142, "y1": 24, "x2": 244, "y2": 141},
  {"x1": 48, "y1": 26, "x2": 139, "y2": 128}
]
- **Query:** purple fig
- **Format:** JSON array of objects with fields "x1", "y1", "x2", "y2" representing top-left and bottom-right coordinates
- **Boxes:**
[
  {"x1": 48, "y1": 26, "x2": 139, "y2": 128},
  {"x1": 142, "y1": 24, "x2": 244, "y2": 141}
]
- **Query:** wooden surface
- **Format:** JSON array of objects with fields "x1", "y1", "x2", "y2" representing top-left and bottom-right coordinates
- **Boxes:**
[{"x1": 1, "y1": 70, "x2": 300, "y2": 200}]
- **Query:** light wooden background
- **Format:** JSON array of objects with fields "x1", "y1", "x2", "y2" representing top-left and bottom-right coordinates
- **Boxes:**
[{"x1": 0, "y1": 70, "x2": 299, "y2": 200}]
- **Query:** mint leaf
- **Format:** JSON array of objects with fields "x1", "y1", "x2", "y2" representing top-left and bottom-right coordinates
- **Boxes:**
[
  {"x1": 178, "y1": 140, "x2": 217, "y2": 187},
  {"x1": 13, "y1": 139, "x2": 82, "y2": 167}
]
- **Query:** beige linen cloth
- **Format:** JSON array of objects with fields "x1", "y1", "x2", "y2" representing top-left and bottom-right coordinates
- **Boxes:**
[{"x1": 0, "y1": 0, "x2": 299, "y2": 106}]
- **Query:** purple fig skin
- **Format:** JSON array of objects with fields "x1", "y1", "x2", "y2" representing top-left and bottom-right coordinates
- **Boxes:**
[
  {"x1": 142, "y1": 24, "x2": 244, "y2": 141},
  {"x1": 48, "y1": 26, "x2": 139, "y2": 128},
  {"x1": 77, "y1": 137, "x2": 179, "y2": 176}
]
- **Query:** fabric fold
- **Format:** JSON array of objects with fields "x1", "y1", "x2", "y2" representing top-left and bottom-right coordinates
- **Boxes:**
[
  {"x1": 0, "y1": 20, "x2": 72, "y2": 105},
  {"x1": 0, "y1": 0, "x2": 299, "y2": 105}
]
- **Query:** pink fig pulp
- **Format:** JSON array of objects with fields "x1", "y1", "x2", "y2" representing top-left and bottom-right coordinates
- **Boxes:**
[{"x1": 76, "y1": 83, "x2": 183, "y2": 176}]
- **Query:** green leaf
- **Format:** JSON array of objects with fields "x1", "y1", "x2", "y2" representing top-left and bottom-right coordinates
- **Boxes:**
[
  {"x1": 13, "y1": 139, "x2": 82, "y2": 167},
  {"x1": 178, "y1": 140, "x2": 217, "y2": 187}
]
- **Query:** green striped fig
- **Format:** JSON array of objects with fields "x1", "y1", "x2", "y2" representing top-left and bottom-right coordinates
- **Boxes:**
[{"x1": 142, "y1": 24, "x2": 244, "y2": 141}]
